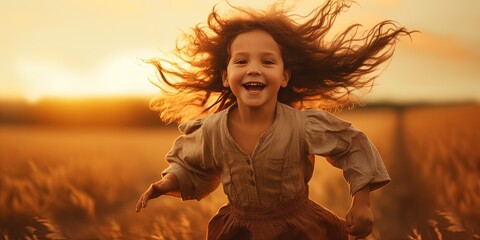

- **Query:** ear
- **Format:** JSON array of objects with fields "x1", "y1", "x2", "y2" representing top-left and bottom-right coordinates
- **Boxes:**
[
  {"x1": 221, "y1": 70, "x2": 229, "y2": 88},
  {"x1": 281, "y1": 69, "x2": 291, "y2": 88}
]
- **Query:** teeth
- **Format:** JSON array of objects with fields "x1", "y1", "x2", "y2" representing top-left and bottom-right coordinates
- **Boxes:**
[{"x1": 244, "y1": 83, "x2": 265, "y2": 87}]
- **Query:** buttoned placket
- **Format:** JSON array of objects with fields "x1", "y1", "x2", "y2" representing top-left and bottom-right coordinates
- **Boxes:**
[
  {"x1": 223, "y1": 104, "x2": 280, "y2": 206},
  {"x1": 243, "y1": 132, "x2": 271, "y2": 207},
  {"x1": 236, "y1": 153, "x2": 257, "y2": 204},
  {"x1": 245, "y1": 157, "x2": 256, "y2": 187}
]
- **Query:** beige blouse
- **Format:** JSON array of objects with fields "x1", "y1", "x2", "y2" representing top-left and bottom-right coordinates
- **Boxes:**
[{"x1": 162, "y1": 102, "x2": 390, "y2": 208}]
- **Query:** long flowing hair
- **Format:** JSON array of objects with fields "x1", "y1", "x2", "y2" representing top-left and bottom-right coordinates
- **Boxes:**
[{"x1": 148, "y1": 0, "x2": 414, "y2": 123}]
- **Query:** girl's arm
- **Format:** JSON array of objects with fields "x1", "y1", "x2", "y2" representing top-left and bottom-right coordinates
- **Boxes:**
[
  {"x1": 303, "y1": 110, "x2": 386, "y2": 238},
  {"x1": 345, "y1": 186, "x2": 374, "y2": 238},
  {"x1": 135, "y1": 173, "x2": 179, "y2": 213}
]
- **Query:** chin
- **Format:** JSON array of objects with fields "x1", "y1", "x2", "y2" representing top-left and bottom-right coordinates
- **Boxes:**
[{"x1": 240, "y1": 99, "x2": 275, "y2": 109}]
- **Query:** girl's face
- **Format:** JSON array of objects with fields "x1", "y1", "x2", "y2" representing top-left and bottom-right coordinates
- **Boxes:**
[{"x1": 222, "y1": 29, "x2": 290, "y2": 109}]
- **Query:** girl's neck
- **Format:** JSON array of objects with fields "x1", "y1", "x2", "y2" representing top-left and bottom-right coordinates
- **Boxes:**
[{"x1": 232, "y1": 101, "x2": 276, "y2": 126}]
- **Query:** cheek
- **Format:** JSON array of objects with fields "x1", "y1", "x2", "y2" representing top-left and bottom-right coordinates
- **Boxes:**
[{"x1": 227, "y1": 70, "x2": 242, "y2": 82}]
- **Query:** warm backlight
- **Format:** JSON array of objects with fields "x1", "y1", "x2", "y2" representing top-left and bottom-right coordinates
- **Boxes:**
[{"x1": 17, "y1": 54, "x2": 158, "y2": 103}]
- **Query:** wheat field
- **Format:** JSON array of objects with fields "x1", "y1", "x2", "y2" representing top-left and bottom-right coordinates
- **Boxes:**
[{"x1": 1, "y1": 105, "x2": 479, "y2": 240}]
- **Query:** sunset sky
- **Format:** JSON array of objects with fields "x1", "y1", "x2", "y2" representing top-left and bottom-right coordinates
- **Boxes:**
[{"x1": 1, "y1": 0, "x2": 479, "y2": 104}]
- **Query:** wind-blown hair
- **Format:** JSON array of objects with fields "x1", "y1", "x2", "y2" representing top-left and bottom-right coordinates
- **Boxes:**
[{"x1": 149, "y1": 0, "x2": 413, "y2": 124}]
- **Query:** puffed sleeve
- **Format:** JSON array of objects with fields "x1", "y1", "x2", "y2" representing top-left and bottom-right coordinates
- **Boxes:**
[
  {"x1": 304, "y1": 110, "x2": 390, "y2": 196},
  {"x1": 161, "y1": 117, "x2": 221, "y2": 201}
]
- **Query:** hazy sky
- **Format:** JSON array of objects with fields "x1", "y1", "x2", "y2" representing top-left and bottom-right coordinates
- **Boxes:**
[{"x1": 1, "y1": 0, "x2": 479, "y2": 103}]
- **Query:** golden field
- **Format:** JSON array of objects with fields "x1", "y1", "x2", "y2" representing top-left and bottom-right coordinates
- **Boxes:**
[{"x1": 0, "y1": 104, "x2": 479, "y2": 240}]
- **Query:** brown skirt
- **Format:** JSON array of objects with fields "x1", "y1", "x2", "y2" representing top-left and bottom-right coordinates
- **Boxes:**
[{"x1": 207, "y1": 196, "x2": 350, "y2": 240}]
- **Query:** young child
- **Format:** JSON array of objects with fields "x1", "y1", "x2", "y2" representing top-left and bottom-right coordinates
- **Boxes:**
[{"x1": 136, "y1": 1, "x2": 412, "y2": 239}]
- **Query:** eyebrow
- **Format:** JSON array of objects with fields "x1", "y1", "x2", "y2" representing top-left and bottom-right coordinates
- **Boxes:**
[{"x1": 230, "y1": 51, "x2": 280, "y2": 57}]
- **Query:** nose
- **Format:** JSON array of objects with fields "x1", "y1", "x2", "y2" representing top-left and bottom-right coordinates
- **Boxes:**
[{"x1": 247, "y1": 68, "x2": 262, "y2": 76}]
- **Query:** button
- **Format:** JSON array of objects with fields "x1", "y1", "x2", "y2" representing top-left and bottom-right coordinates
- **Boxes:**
[
  {"x1": 250, "y1": 180, "x2": 256, "y2": 186},
  {"x1": 246, "y1": 159, "x2": 251, "y2": 165}
]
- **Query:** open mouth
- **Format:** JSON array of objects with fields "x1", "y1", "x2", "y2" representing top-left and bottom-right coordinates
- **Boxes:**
[{"x1": 243, "y1": 82, "x2": 266, "y2": 92}]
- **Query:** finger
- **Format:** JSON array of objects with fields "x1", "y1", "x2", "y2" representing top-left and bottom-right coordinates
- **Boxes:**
[
  {"x1": 355, "y1": 232, "x2": 369, "y2": 239},
  {"x1": 135, "y1": 195, "x2": 144, "y2": 213},
  {"x1": 346, "y1": 224, "x2": 357, "y2": 234},
  {"x1": 350, "y1": 225, "x2": 371, "y2": 239},
  {"x1": 347, "y1": 221, "x2": 366, "y2": 236},
  {"x1": 142, "y1": 191, "x2": 151, "y2": 208},
  {"x1": 345, "y1": 214, "x2": 356, "y2": 232},
  {"x1": 355, "y1": 219, "x2": 373, "y2": 237},
  {"x1": 358, "y1": 226, "x2": 372, "y2": 238},
  {"x1": 346, "y1": 212, "x2": 354, "y2": 226}
]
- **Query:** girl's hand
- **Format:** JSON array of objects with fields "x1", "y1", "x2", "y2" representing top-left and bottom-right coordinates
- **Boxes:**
[
  {"x1": 345, "y1": 186, "x2": 373, "y2": 239},
  {"x1": 135, "y1": 173, "x2": 179, "y2": 213},
  {"x1": 345, "y1": 203, "x2": 374, "y2": 238}
]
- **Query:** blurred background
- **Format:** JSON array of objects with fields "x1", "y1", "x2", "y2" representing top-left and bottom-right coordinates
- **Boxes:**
[{"x1": 0, "y1": 0, "x2": 479, "y2": 239}]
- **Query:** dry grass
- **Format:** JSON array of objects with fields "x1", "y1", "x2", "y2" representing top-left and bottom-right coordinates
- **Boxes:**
[
  {"x1": 0, "y1": 126, "x2": 225, "y2": 239},
  {"x1": 399, "y1": 105, "x2": 480, "y2": 240},
  {"x1": 0, "y1": 104, "x2": 479, "y2": 239}
]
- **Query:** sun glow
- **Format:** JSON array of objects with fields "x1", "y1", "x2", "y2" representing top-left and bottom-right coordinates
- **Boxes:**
[
  {"x1": 1, "y1": 0, "x2": 479, "y2": 104},
  {"x1": 15, "y1": 53, "x2": 159, "y2": 103}
]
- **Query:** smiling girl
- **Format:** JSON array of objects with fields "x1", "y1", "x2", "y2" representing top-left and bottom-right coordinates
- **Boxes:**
[{"x1": 136, "y1": 1, "x2": 412, "y2": 239}]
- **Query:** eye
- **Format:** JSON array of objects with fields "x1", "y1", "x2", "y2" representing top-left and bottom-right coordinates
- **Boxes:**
[
  {"x1": 262, "y1": 59, "x2": 275, "y2": 65},
  {"x1": 234, "y1": 59, "x2": 247, "y2": 64}
]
